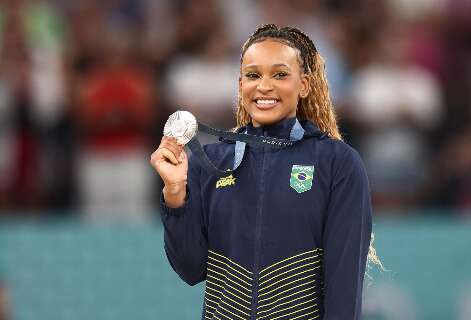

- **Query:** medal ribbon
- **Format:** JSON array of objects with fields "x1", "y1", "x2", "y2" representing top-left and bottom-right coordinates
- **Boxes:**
[{"x1": 187, "y1": 119, "x2": 311, "y2": 177}]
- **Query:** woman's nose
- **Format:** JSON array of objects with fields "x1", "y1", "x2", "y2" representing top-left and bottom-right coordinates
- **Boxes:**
[{"x1": 257, "y1": 77, "x2": 274, "y2": 92}]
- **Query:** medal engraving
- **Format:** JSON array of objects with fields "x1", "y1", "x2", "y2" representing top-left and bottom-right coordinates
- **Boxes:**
[{"x1": 163, "y1": 111, "x2": 198, "y2": 145}]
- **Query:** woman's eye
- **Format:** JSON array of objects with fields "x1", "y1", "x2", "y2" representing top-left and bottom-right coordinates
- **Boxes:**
[
  {"x1": 245, "y1": 73, "x2": 259, "y2": 80},
  {"x1": 274, "y1": 72, "x2": 288, "y2": 79}
]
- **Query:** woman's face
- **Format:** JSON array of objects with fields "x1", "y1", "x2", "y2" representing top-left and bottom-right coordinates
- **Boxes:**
[{"x1": 240, "y1": 39, "x2": 309, "y2": 127}]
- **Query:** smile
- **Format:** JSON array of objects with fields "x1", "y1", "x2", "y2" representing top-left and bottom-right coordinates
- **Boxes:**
[{"x1": 254, "y1": 98, "x2": 280, "y2": 109}]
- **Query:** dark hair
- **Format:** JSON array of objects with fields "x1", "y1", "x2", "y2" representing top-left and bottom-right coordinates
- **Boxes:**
[{"x1": 242, "y1": 24, "x2": 318, "y2": 73}]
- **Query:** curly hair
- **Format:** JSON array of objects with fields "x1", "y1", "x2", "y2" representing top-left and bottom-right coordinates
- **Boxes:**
[{"x1": 236, "y1": 24, "x2": 342, "y2": 140}]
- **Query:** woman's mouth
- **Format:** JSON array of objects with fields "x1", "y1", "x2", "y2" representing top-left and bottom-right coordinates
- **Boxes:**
[{"x1": 254, "y1": 98, "x2": 280, "y2": 109}]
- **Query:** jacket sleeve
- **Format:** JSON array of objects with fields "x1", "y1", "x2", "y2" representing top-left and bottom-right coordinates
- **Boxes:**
[
  {"x1": 160, "y1": 153, "x2": 208, "y2": 286},
  {"x1": 322, "y1": 146, "x2": 372, "y2": 319}
]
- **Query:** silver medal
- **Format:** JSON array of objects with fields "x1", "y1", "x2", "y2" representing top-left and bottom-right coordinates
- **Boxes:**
[{"x1": 163, "y1": 110, "x2": 198, "y2": 145}]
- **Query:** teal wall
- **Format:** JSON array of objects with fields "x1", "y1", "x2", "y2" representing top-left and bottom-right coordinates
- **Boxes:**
[
  {"x1": 0, "y1": 216, "x2": 470, "y2": 319},
  {"x1": 363, "y1": 216, "x2": 471, "y2": 320}
]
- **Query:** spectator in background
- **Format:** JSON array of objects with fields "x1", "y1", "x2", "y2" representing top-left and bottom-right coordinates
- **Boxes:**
[
  {"x1": 65, "y1": 1, "x2": 106, "y2": 75},
  {"x1": 0, "y1": 0, "x2": 469, "y2": 215},
  {"x1": 142, "y1": 0, "x2": 178, "y2": 73},
  {"x1": 348, "y1": 22, "x2": 443, "y2": 209},
  {"x1": 0, "y1": 1, "x2": 39, "y2": 210},
  {"x1": 0, "y1": 0, "x2": 67, "y2": 212},
  {"x1": 439, "y1": 0, "x2": 471, "y2": 136},
  {"x1": 165, "y1": 26, "x2": 239, "y2": 133},
  {"x1": 216, "y1": 0, "x2": 261, "y2": 52},
  {"x1": 0, "y1": 55, "x2": 14, "y2": 209},
  {"x1": 426, "y1": 128, "x2": 471, "y2": 211},
  {"x1": 73, "y1": 22, "x2": 155, "y2": 221},
  {"x1": 173, "y1": 0, "x2": 223, "y2": 55}
]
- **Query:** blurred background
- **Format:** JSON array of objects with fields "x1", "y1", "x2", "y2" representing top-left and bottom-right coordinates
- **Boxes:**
[{"x1": 0, "y1": 0, "x2": 470, "y2": 319}]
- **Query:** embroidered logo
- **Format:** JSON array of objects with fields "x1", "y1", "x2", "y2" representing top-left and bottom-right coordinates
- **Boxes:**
[
  {"x1": 216, "y1": 174, "x2": 236, "y2": 188},
  {"x1": 290, "y1": 165, "x2": 314, "y2": 193}
]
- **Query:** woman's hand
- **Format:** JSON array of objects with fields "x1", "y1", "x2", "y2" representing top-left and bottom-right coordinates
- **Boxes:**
[{"x1": 150, "y1": 137, "x2": 188, "y2": 207}]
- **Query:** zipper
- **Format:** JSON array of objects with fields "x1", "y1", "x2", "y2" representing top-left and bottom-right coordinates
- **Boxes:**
[{"x1": 251, "y1": 130, "x2": 268, "y2": 319}]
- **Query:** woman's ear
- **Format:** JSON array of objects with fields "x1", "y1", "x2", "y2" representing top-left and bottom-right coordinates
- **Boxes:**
[{"x1": 299, "y1": 74, "x2": 310, "y2": 98}]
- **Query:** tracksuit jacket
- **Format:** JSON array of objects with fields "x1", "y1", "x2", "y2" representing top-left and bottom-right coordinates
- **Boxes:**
[{"x1": 160, "y1": 117, "x2": 372, "y2": 320}]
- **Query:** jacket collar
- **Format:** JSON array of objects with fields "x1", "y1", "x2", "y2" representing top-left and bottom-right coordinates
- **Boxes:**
[{"x1": 244, "y1": 117, "x2": 323, "y2": 140}]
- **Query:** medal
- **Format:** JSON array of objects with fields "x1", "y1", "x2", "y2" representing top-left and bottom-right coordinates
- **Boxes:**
[
  {"x1": 163, "y1": 111, "x2": 198, "y2": 145},
  {"x1": 163, "y1": 110, "x2": 313, "y2": 177}
]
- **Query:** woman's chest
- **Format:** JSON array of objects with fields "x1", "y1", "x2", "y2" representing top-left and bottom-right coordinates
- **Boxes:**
[{"x1": 202, "y1": 148, "x2": 330, "y2": 243}]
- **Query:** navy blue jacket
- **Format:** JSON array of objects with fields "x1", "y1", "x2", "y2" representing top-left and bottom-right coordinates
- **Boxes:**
[{"x1": 160, "y1": 117, "x2": 372, "y2": 320}]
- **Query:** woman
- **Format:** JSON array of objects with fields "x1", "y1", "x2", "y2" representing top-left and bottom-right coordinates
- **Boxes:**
[{"x1": 151, "y1": 24, "x2": 375, "y2": 320}]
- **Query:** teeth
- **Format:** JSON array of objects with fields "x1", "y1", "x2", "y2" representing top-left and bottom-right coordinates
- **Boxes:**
[{"x1": 256, "y1": 99, "x2": 277, "y2": 104}]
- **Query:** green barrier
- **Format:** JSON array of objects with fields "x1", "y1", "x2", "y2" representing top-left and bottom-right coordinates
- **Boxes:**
[{"x1": 0, "y1": 216, "x2": 470, "y2": 320}]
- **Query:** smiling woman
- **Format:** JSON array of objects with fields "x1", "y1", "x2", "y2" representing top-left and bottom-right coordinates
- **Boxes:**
[
  {"x1": 151, "y1": 24, "x2": 377, "y2": 320},
  {"x1": 239, "y1": 39, "x2": 309, "y2": 127},
  {"x1": 236, "y1": 25, "x2": 341, "y2": 140}
]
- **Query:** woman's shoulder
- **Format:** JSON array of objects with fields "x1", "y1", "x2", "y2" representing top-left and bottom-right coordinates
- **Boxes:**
[
  {"x1": 309, "y1": 136, "x2": 364, "y2": 170},
  {"x1": 300, "y1": 120, "x2": 360, "y2": 161},
  {"x1": 323, "y1": 137, "x2": 359, "y2": 156}
]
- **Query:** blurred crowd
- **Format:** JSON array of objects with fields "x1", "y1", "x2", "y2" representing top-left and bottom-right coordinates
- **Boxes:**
[{"x1": 0, "y1": 0, "x2": 470, "y2": 220}]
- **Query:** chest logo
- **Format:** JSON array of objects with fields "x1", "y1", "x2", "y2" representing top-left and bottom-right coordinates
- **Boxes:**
[
  {"x1": 216, "y1": 174, "x2": 236, "y2": 188},
  {"x1": 290, "y1": 165, "x2": 314, "y2": 193}
]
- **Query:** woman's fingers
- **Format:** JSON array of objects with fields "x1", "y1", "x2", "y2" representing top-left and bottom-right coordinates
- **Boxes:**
[
  {"x1": 150, "y1": 137, "x2": 184, "y2": 166},
  {"x1": 160, "y1": 137, "x2": 182, "y2": 158},
  {"x1": 160, "y1": 147, "x2": 179, "y2": 165}
]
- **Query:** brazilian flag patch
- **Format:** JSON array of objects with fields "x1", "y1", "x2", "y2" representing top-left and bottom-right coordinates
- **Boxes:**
[{"x1": 290, "y1": 165, "x2": 314, "y2": 193}]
